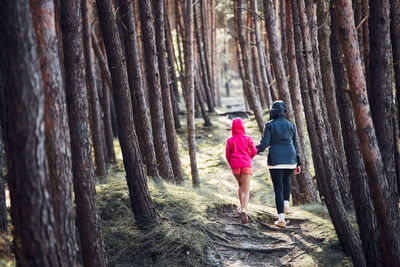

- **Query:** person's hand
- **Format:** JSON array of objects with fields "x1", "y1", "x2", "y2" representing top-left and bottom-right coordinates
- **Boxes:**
[
  {"x1": 294, "y1": 166, "x2": 301, "y2": 175},
  {"x1": 255, "y1": 144, "x2": 262, "y2": 154}
]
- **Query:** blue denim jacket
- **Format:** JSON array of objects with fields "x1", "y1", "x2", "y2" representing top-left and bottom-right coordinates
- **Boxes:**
[{"x1": 257, "y1": 101, "x2": 301, "y2": 166}]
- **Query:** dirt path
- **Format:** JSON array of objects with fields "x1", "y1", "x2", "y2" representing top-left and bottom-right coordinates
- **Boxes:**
[{"x1": 197, "y1": 91, "x2": 351, "y2": 266}]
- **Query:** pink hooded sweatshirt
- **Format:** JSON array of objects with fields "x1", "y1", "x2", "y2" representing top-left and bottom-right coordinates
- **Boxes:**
[{"x1": 225, "y1": 118, "x2": 258, "y2": 169}]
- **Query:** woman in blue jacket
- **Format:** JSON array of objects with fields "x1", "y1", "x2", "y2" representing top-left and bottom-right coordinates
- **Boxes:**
[{"x1": 256, "y1": 100, "x2": 301, "y2": 228}]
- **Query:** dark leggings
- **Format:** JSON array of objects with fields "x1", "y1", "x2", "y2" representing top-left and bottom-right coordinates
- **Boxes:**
[{"x1": 269, "y1": 169, "x2": 294, "y2": 214}]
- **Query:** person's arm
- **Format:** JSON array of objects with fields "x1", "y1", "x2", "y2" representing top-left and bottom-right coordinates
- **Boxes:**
[
  {"x1": 256, "y1": 123, "x2": 271, "y2": 152},
  {"x1": 292, "y1": 125, "x2": 302, "y2": 174},
  {"x1": 248, "y1": 137, "x2": 258, "y2": 158},
  {"x1": 292, "y1": 124, "x2": 301, "y2": 166},
  {"x1": 225, "y1": 139, "x2": 232, "y2": 164}
]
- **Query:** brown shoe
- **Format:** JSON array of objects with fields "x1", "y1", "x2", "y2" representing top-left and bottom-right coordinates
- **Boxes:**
[
  {"x1": 284, "y1": 206, "x2": 293, "y2": 215},
  {"x1": 274, "y1": 220, "x2": 286, "y2": 228},
  {"x1": 241, "y1": 212, "x2": 248, "y2": 224}
]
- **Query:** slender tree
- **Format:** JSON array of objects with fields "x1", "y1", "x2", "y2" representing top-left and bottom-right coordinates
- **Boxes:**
[
  {"x1": 284, "y1": 0, "x2": 318, "y2": 204},
  {"x1": 184, "y1": 0, "x2": 200, "y2": 187},
  {"x1": 332, "y1": 1, "x2": 400, "y2": 265},
  {"x1": 0, "y1": 120, "x2": 9, "y2": 259},
  {"x1": 82, "y1": 0, "x2": 106, "y2": 178},
  {"x1": 0, "y1": 0, "x2": 62, "y2": 264},
  {"x1": 251, "y1": 0, "x2": 272, "y2": 109},
  {"x1": 60, "y1": 0, "x2": 108, "y2": 265},
  {"x1": 153, "y1": 1, "x2": 185, "y2": 183},
  {"x1": 139, "y1": 0, "x2": 175, "y2": 181},
  {"x1": 117, "y1": 0, "x2": 160, "y2": 180},
  {"x1": 91, "y1": 32, "x2": 116, "y2": 163},
  {"x1": 97, "y1": 0, "x2": 159, "y2": 223},
  {"x1": 237, "y1": 0, "x2": 265, "y2": 132},
  {"x1": 30, "y1": 0, "x2": 78, "y2": 264},
  {"x1": 263, "y1": 0, "x2": 294, "y2": 121},
  {"x1": 164, "y1": 11, "x2": 181, "y2": 129}
]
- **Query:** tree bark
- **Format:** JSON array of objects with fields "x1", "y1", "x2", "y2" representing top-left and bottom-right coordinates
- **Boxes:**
[
  {"x1": 0, "y1": 120, "x2": 9, "y2": 259},
  {"x1": 237, "y1": 0, "x2": 265, "y2": 132},
  {"x1": 153, "y1": 0, "x2": 185, "y2": 183},
  {"x1": 330, "y1": 20, "x2": 381, "y2": 266},
  {"x1": 60, "y1": 0, "x2": 108, "y2": 265},
  {"x1": 250, "y1": 29, "x2": 267, "y2": 109},
  {"x1": 164, "y1": 12, "x2": 181, "y2": 129},
  {"x1": 332, "y1": 1, "x2": 400, "y2": 265},
  {"x1": 251, "y1": 0, "x2": 272, "y2": 109},
  {"x1": 390, "y1": 0, "x2": 400, "y2": 194},
  {"x1": 184, "y1": 0, "x2": 200, "y2": 187},
  {"x1": 82, "y1": 0, "x2": 106, "y2": 178},
  {"x1": 0, "y1": 1, "x2": 63, "y2": 264},
  {"x1": 284, "y1": 0, "x2": 318, "y2": 204},
  {"x1": 297, "y1": 1, "x2": 365, "y2": 264},
  {"x1": 139, "y1": 0, "x2": 175, "y2": 181},
  {"x1": 117, "y1": 0, "x2": 160, "y2": 180},
  {"x1": 263, "y1": 0, "x2": 295, "y2": 121},
  {"x1": 30, "y1": 0, "x2": 78, "y2": 264},
  {"x1": 194, "y1": 4, "x2": 215, "y2": 113},
  {"x1": 369, "y1": 0, "x2": 399, "y2": 198},
  {"x1": 315, "y1": 0, "x2": 353, "y2": 209},
  {"x1": 97, "y1": 0, "x2": 159, "y2": 224}
]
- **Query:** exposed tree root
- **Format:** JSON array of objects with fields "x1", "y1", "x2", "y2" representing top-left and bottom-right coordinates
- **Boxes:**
[
  {"x1": 213, "y1": 241, "x2": 293, "y2": 253},
  {"x1": 256, "y1": 219, "x2": 300, "y2": 231}
]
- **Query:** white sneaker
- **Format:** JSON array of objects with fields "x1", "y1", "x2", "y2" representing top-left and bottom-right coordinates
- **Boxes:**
[
  {"x1": 284, "y1": 206, "x2": 293, "y2": 215},
  {"x1": 274, "y1": 219, "x2": 286, "y2": 228}
]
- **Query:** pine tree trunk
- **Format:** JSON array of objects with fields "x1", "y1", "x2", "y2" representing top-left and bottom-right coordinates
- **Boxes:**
[
  {"x1": 60, "y1": 0, "x2": 108, "y2": 265},
  {"x1": 237, "y1": 0, "x2": 265, "y2": 132},
  {"x1": 117, "y1": 0, "x2": 160, "y2": 180},
  {"x1": 263, "y1": 0, "x2": 295, "y2": 121},
  {"x1": 284, "y1": 0, "x2": 318, "y2": 204},
  {"x1": 194, "y1": 4, "x2": 215, "y2": 113},
  {"x1": 330, "y1": 20, "x2": 381, "y2": 266},
  {"x1": 164, "y1": 13, "x2": 181, "y2": 129},
  {"x1": 91, "y1": 33, "x2": 118, "y2": 160},
  {"x1": 153, "y1": 1, "x2": 185, "y2": 183},
  {"x1": 250, "y1": 30, "x2": 267, "y2": 109},
  {"x1": 200, "y1": 0, "x2": 215, "y2": 109},
  {"x1": 139, "y1": 0, "x2": 175, "y2": 181},
  {"x1": 332, "y1": 1, "x2": 400, "y2": 265},
  {"x1": 0, "y1": 1, "x2": 63, "y2": 264},
  {"x1": 251, "y1": 0, "x2": 272, "y2": 109},
  {"x1": 0, "y1": 121, "x2": 9, "y2": 259},
  {"x1": 97, "y1": 0, "x2": 159, "y2": 224},
  {"x1": 184, "y1": 0, "x2": 200, "y2": 187},
  {"x1": 195, "y1": 73, "x2": 212, "y2": 126},
  {"x1": 30, "y1": 0, "x2": 78, "y2": 264},
  {"x1": 82, "y1": 0, "x2": 106, "y2": 178},
  {"x1": 315, "y1": 0, "x2": 353, "y2": 209},
  {"x1": 390, "y1": 0, "x2": 400, "y2": 194},
  {"x1": 369, "y1": 0, "x2": 399, "y2": 198}
]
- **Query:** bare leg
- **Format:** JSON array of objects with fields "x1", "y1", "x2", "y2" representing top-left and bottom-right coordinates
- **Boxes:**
[
  {"x1": 241, "y1": 173, "x2": 251, "y2": 212},
  {"x1": 234, "y1": 173, "x2": 243, "y2": 210}
]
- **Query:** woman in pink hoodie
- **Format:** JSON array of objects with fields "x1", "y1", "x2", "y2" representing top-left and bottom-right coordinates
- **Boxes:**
[{"x1": 226, "y1": 118, "x2": 258, "y2": 224}]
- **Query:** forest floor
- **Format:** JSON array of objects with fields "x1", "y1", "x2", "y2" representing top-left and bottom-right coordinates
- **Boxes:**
[{"x1": 96, "y1": 82, "x2": 354, "y2": 266}]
